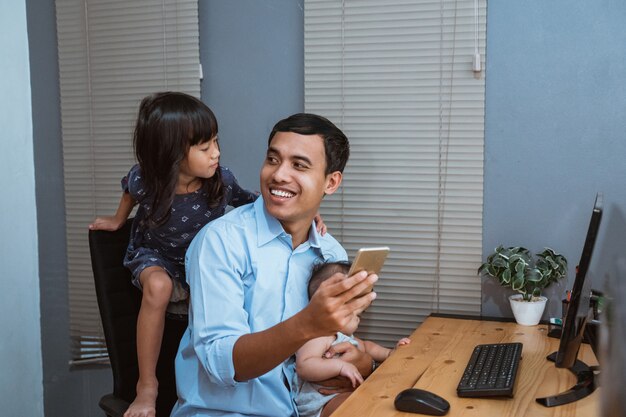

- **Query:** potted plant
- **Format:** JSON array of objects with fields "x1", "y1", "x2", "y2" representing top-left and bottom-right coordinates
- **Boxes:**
[{"x1": 478, "y1": 246, "x2": 568, "y2": 326}]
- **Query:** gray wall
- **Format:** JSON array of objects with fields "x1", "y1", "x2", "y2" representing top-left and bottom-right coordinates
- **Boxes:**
[
  {"x1": 482, "y1": 0, "x2": 626, "y2": 318},
  {"x1": 26, "y1": 0, "x2": 112, "y2": 416},
  {"x1": 199, "y1": 0, "x2": 305, "y2": 191},
  {"x1": 0, "y1": 1, "x2": 44, "y2": 415}
]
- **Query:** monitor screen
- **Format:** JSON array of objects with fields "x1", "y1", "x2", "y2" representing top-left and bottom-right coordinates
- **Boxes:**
[
  {"x1": 588, "y1": 202, "x2": 626, "y2": 293},
  {"x1": 600, "y1": 256, "x2": 626, "y2": 417},
  {"x1": 585, "y1": 201, "x2": 626, "y2": 416},
  {"x1": 555, "y1": 193, "x2": 603, "y2": 368}
]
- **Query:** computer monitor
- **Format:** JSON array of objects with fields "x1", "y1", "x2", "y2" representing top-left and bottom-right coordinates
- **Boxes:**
[
  {"x1": 555, "y1": 193, "x2": 603, "y2": 368},
  {"x1": 585, "y1": 201, "x2": 626, "y2": 417},
  {"x1": 536, "y1": 193, "x2": 603, "y2": 407},
  {"x1": 599, "y1": 256, "x2": 626, "y2": 417}
]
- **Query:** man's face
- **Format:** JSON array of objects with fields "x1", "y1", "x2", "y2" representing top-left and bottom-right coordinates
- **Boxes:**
[{"x1": 260, "y1": 131, "x2": 341, "y2": 236}]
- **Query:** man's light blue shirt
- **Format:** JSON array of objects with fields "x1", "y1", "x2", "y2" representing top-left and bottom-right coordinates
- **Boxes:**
[{"x1": 171, "y1": 197, "x2": 347, "y2": 417}]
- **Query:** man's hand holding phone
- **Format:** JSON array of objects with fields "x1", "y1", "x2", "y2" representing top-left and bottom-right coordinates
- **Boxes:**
[
  {"x1": 348, "y1": 247, "x2": 390, "y2": 297},
  {"x1": 302, "y1": 270, "x2": 376, "y2": 340}
]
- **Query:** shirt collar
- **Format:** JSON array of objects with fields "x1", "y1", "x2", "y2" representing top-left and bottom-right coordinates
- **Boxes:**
[
  {"x1": 307, "y1": 221, "x2": 322, "y2": 249},
  {"x1": 254, "y1": 197, "x2": 321, "y2": 249}
]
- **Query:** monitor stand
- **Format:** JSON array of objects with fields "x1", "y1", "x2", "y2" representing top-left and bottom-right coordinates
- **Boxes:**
[{"x1": 535, "y1": 352, "x2": 597, "y2": 407}]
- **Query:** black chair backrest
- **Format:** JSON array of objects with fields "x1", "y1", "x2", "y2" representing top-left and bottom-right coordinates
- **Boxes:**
[
  {"x1": 89, "y1": 219, "x2": 187, "y2": 417},
  {"x1": 89, "y1": 220, "x2": 141, "y2": 402}
]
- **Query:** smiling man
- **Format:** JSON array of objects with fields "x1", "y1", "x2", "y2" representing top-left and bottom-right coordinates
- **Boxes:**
[{"x1": 171, "y1": 113, "x2": 378, "y2": 417}]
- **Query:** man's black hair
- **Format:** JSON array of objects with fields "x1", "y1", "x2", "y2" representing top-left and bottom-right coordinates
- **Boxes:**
[{"x1": 268, "y1": 113, "x2": 350, "y2": 175}]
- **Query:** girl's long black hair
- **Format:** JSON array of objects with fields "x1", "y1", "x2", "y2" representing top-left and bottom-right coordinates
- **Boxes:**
[{"x1": 134, "y1": 91, "x2": 223, "y2": 228}]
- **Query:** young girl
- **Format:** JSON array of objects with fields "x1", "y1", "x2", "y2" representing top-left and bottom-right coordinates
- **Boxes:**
[
  {"x1": 294, "y1": 261, "x2": 411, "y2": 417},
  {"x1": 90, "y1": 92, "x2": 325, "y2": 417}
]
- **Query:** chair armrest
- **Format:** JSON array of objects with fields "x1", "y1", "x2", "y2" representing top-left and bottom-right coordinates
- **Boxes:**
[{"x1": 99, "y1": 393, "x2": 130, "y2": 417}]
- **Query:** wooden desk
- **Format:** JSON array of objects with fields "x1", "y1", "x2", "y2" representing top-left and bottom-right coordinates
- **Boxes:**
[{"x1": 332, "y1": 316, "x2": 600, "y2": 417}]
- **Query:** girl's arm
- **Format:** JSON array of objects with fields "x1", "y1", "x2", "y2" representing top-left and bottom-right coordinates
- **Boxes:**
[
  {"x1": 233, "y1": 187, "x2": 258, "y2": 207},
  {"x1": 296, "y1": 336, "x2": 363, "y2": 387},
  {"x1": 223, "y1": 169, "x2": 258, "y2": 207},
  {"x1": 89, "y1": 192, "x2": 136, "y2": 231}
]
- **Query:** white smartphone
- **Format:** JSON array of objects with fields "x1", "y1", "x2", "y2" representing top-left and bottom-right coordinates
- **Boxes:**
[{"x1": 348, "y1": 247, "x2": 390, "y2": 296}]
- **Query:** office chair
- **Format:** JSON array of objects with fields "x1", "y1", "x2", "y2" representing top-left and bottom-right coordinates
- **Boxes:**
[{"x1": 89, "y1": 219, "x2": 188, "y2": 417}]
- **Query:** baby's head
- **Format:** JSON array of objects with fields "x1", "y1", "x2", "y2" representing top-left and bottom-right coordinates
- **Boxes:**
[
  {"x1": 308, "y1": 261, "x2": 362, "y2": 335},
  {"x1": 308, "y1": 261, "x2": 351, "y2": 299}
]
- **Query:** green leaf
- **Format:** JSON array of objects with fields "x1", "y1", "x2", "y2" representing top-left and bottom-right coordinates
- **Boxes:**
[
  {"x1": 526, "y1": 268, "x2": 542, "y2": 282},
  {"x1": 492, "y1": 257, "x2": 508, "y2": 268},
  {"x1": 512, "y1": 275, "x2": 525, "y2": 291},
  {"x1": 502, "y1": 269, "x2": 512, "y2": 284},
  {"x1": 546, "y1": 256, "x2": 559, "y2": 269}
]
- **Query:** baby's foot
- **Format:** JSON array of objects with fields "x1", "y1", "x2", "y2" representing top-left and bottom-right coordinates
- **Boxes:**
[{"x1": 124, "y1": 381, "x2": 157, "y2": 417}]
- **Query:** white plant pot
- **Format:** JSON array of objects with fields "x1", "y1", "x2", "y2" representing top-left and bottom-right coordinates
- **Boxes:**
[{"x1": 508, "y1": 294, "x2": 548, "y2": 326}]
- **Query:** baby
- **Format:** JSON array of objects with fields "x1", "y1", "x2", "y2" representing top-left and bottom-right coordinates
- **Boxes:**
[{"x1": 294, "y1": 261, "x2": 411, "y2": 417}]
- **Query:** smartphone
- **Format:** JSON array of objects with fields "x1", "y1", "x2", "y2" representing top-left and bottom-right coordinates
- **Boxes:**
[{"x1": 348, "y1": 247, "x2": 390, "y2": 296}]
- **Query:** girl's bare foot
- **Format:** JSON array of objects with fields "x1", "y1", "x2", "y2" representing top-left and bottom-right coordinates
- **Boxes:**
[{"x1": 124, "y1": 381, "x2": 158, "y2": 417}]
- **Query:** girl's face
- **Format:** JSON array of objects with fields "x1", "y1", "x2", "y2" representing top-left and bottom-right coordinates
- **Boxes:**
[{"x1": 180, "y1": 136, "x2": 220, "y2": 180}]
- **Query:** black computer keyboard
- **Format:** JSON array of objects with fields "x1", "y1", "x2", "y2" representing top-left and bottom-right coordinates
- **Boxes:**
[{"x1": 456, "y1": 342, "x2": 522, "y2": 398}]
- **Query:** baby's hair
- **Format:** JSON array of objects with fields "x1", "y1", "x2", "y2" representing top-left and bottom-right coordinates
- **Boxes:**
[
  {"x1": 308, "y1": 261, "x2": 352, "y2": 299},
  {"x1": 133, "y1": 92, "x2": 224, "y2": 227}
]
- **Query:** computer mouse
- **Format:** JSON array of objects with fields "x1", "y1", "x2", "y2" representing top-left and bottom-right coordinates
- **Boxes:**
[{"x1": 394, "y1": 388, "x2": 450, "y2": 415}]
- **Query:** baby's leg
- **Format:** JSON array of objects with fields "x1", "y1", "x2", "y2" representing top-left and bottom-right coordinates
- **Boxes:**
[
  {"x1": 125, "y1": 266, "x2": 173, "y2": 417},
  {"x1": 321, "y1": 392, "x2": 351, "y2": 417}
]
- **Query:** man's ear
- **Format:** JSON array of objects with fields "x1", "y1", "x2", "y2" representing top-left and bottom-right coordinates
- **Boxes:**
[{"x1": 324, "y1": 171, "x2": 343, "y2": 196}]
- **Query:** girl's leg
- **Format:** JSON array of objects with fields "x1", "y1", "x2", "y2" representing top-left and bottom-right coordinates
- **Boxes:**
[
  {"x1": 124, "y1": 266, "x2": 173, "y2": 417},
  {"x1": 321, "y1": 392, "x2": 352, "y2": 417}
]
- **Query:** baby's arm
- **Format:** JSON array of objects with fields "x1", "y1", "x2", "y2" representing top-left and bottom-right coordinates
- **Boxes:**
[
  {"x1": 89, "y1": 192, "x2": 135, "y2": 231},
  {"x1": 296, "y1": 336, "x2": 364, "y2": 387},
  {"x1": 361, "y1": 337, "x2": 411, "y2": 363}
]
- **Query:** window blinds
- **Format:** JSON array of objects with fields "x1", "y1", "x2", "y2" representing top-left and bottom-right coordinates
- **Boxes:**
[
  {"x1": 304, "y1": 0, "x2": 486, "y2": 346},
  {"x1": 55, "y1": 0, "x2": 200, "y2": 363}
]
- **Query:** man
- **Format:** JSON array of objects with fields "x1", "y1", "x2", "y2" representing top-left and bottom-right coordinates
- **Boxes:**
[{"x1": 171, "y1": 113, "x2": 377, "y2": 416}]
